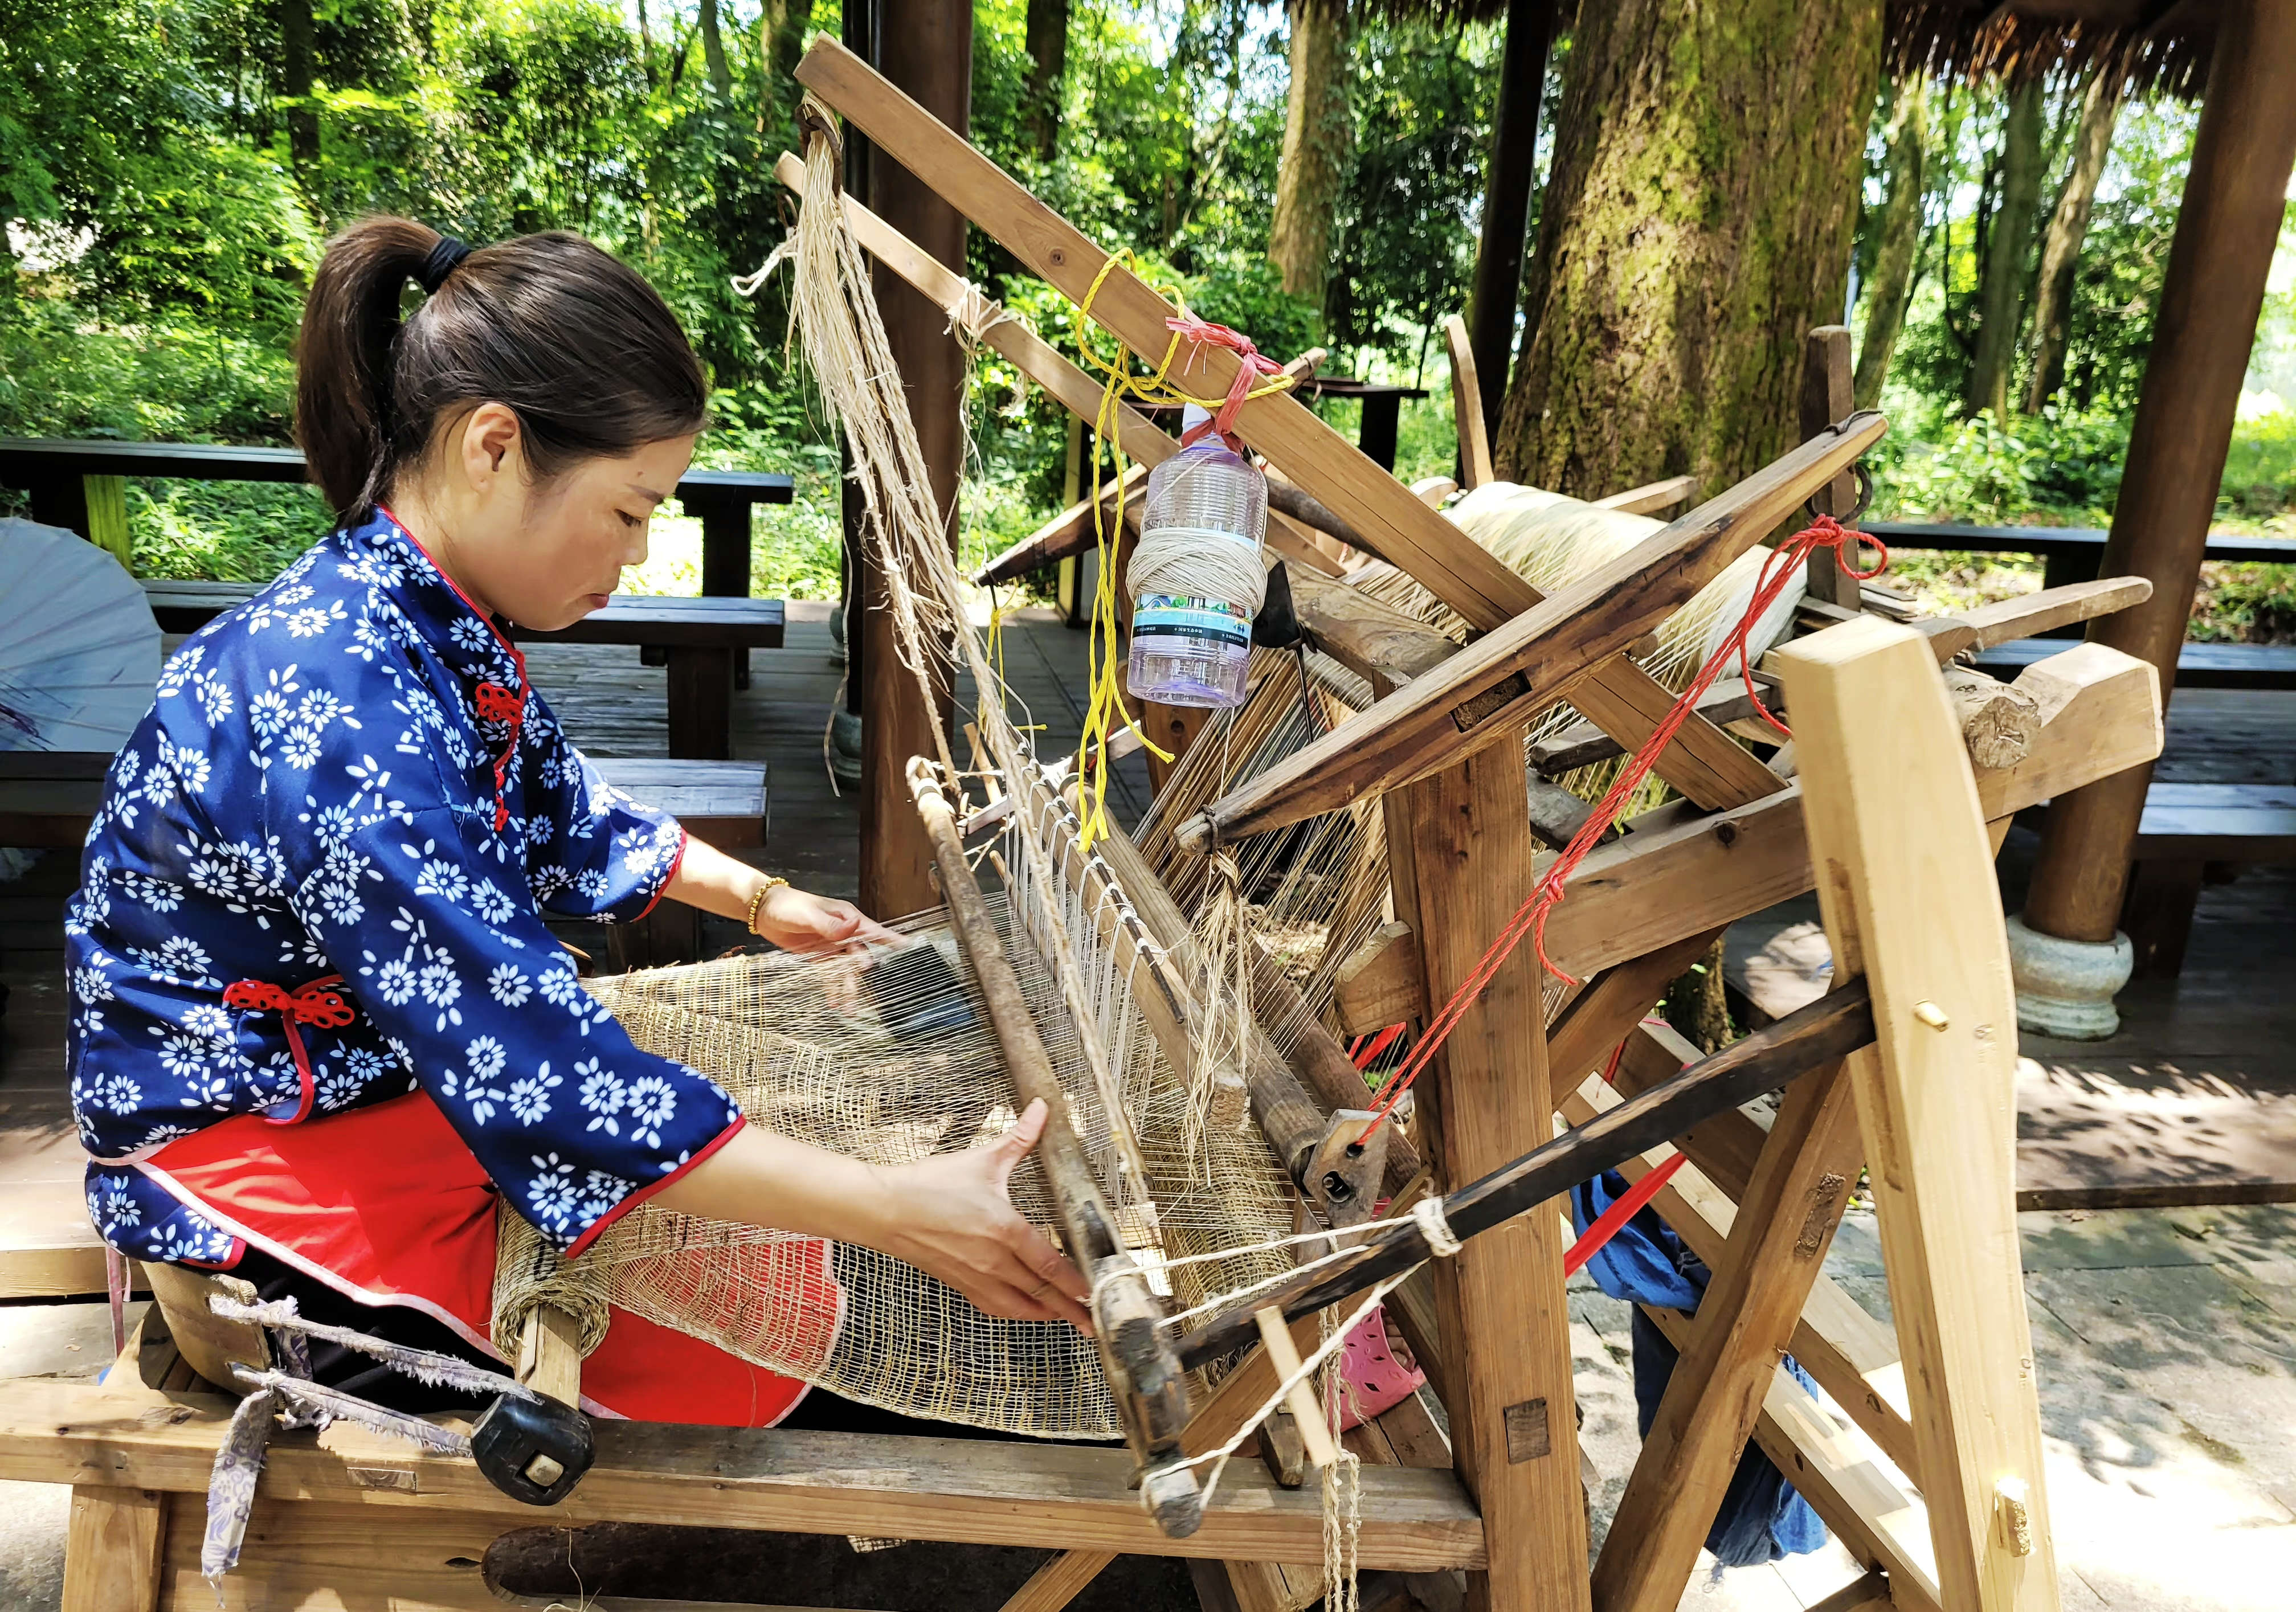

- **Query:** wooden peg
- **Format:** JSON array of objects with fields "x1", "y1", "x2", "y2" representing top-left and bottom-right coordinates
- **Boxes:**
[{"x1": 1255, "y1": 1306, "x2": 1341, "y2": 1470}]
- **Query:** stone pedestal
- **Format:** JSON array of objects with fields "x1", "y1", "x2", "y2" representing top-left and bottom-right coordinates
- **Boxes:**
[{"x1": 2005, "y1": 914, "x2": 2132, "y2": 1040}]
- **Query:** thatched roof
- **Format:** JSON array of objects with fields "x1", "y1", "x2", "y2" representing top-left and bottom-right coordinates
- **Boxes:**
[{"x1": 1885, "y1": 0, "x2": 2224, "y2": 99}]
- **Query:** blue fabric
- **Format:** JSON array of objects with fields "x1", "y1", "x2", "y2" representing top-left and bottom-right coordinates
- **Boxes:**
[
  {"x1": 1571, "y1": 1171, "x2": 1827, "y2": 1566},
  {"x1": 66, "y1": 513, "x2": 743, "y2": 1266}
]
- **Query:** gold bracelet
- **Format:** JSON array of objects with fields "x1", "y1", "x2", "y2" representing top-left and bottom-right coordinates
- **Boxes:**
[{"x1": 745, "y1": 876, "x2": 790, "y2": 935}]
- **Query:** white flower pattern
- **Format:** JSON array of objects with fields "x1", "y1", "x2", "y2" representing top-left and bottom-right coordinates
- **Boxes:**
[{"x1": 65, "y1": 513, "x2": 725, "y2": 1268}]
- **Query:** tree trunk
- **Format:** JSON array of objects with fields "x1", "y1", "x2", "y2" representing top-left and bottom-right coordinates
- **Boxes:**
[
  {"x1": 698, "y1": 0, "x2": 734, "y2": 97},
  {"x1": 1496, "y1": 0, "x2": 1884, "y2": 499},
  {"x1": 1853, "y1": 77, "x2": 1929, "y2": 410},
  {"x1": 1967, "y1": 81, "x2": 2044, "y2": 419},
  {"x1": 1024, "y1": 0, "x2": 1070, "y2": 158},
  {"x1": 1465, "y1": 0, "x2": 1561, "y2": 429},
  {"x1": 281, "y1": 0, "x2": 319, "y2": 181},
  {"x1": 2023, "y1": 69, "x2": 2125, "y2": 414},
  {"x1": 1269, "y1": 0, "x2": 1351, "y2": 312}
]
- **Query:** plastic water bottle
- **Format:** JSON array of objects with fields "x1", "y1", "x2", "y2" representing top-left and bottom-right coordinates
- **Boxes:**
[{"x1": 1126, "y1": 406, "x2": 1268, "y2": 709}]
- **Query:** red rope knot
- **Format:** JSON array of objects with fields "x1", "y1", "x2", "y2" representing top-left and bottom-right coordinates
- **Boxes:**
[
  {"x1": 475, "y1": 680, "x2": 526, "y2": 729},
  {"x1": 223, "y1": 973, "x2": 353, "y2": 1126},
  {"x1": 475, "y1": 680, "x2": 527, "y2": 832},
  {"x1": 1165, "y1": 313, "x2": 1282, "y2": 453}
]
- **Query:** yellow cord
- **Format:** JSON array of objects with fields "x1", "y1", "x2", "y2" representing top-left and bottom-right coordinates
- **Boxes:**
[{"x1": 1067, "y1": 251, "x2": 1296, "y2": 852}]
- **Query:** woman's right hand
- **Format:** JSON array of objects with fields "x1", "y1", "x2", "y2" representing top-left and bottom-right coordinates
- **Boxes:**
[{"x1": 861, "y1": 1099, "x2": 1094, "y2": 1332}]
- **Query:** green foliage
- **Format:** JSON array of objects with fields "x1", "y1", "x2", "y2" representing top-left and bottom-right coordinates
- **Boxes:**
[
  {"x1": 1325, "y1": 21, "x2": 1496, "y2": 373},
  {"x1": 1866, "y1": 403, "x2": 2131, "y2": 524},
  {"x1": 0, "y1": 301, "x2": 297, "y2": 445}
]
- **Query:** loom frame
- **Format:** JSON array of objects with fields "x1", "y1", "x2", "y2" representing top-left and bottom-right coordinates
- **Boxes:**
[{"x1": 12, "y1": 46, "x2": 2167, "y2": 1612}]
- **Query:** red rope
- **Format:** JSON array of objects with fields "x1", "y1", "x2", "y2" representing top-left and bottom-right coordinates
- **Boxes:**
[
  {"x1": 1350, "y1": 516, "x2": 1885, "y2": 1150},
  {"x1": 1564, "y1": 1152, "x2": 1689, "y2": 1275}
]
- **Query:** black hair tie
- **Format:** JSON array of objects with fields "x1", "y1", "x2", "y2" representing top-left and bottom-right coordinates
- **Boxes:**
[{"x1": 416, "y1": 235, "x2": 473, "y2": 296}]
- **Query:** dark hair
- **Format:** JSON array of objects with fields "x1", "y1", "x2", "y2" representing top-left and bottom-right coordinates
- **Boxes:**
[{"x1": 295, "y1": 218, "x2": 708, "y2": 521}]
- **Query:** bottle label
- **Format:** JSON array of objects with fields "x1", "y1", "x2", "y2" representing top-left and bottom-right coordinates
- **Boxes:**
[
  {"x1": 1141, "y1": 522, "x2": 1263, "y2": 552},
  {"x1": 1134, "y1": 595, "x2": 1251, "y2": 649}
]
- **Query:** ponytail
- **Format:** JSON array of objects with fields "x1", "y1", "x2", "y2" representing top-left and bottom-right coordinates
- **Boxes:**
[{"x1": 293, "y1": 218, "x2": 709, "y2": 523}]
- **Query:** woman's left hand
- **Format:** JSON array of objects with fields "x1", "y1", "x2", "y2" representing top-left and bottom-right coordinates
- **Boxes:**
[{"x1": 754, "y1": 885, "x2": 900, "y2": 954}]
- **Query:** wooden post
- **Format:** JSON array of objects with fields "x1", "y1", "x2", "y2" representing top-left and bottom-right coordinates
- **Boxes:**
[
  {"x1": 1778, "y1": 617, "x2": 2060, "y2": 1612},
  {"x1": 1587, "y1": 1059, "x2": 1864, "y2": 1612},
  {"x1": 2022, "y1": 0, "x2": 2296, "y2": 946},
  {"x1": 860, "y1": 0, "x2": 971, "y2": 918},
  {"x1": 1465, "y1": 0, "x2": 1560, "y2": 436},
  {"x1": 1445, "y1": 315, "x2": 1496, "y2": 490},
  {"x1": 62, "y1": 1487, "x2": 167, "y2": 1612},
  {"x1": 1382, "y1": 733, "x2": 1591, "y2": 1612},
  {"x1": 1799, "y1": 326, "x2": 1858, "y2": 607}
]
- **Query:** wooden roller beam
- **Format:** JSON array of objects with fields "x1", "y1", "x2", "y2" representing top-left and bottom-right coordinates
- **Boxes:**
[
  {"x1": 791, "y1": 38, "x2": 1791, "y2": 814},
  {"x1": 1172, "y1": 980, "x2": 1877, "y2": 1368},
  {"x1": 908, "y1": 761, "x2": 1201, "y2": 1536},
  {"x1": 1183, "y1": 416, "x2": 1885, "y2": 846}
]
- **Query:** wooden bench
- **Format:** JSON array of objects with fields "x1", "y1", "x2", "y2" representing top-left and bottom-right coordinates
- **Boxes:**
[
  {"x1": 143, "y1": 580, "x2": 785, "y2": 759},
  {"x1": 2122, "y1": 782, "x2": 2296, "y2": 978},
  {"x1": 0, "y1": 751, "x2": 767, "y2": 850},
  {"x1": 1866, "y1": 519, "x2": 2292, "y2": 595},
  {"x1": 1973, "y1": 635, "x2": 2296, "y2": 690}
]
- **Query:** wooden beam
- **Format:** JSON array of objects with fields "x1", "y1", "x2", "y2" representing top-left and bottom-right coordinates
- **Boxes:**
[
  {"x1": 1588, "y1": 1059, "x2": 1865, "y2": 1612},
  {"x1": 794, "y1": 36, "x2": 1797, "y2": 813},
  {"x1": 1543, "y1": 928, "x2": 1723, "y2": 1089},
  {"x1": 1536, "y1": 640, "x2": 2163, "y2": 984},
  {"x1": 1565, "y1": 1065, "x2": 1920, "y2": 1482},
  {"x1": 981, "y1": 463, "x2": 1148, "y2": 582},
  {"x1": 1176, "y1": 982, "x2": 1878, "y2": 1366},
  {"x1": 63, "y1": 1486, "x2": 167, "y2": 1612},
  {"x1": 1642, "y1": 1302, "x2": 1946, "y2": 1612},
  {"x1": 796, "y1": 39, "x2": 1533, "y2": 624},
  {"x1": 912, "y1": 763, "x2": 1200, "y2": 1532},
  {"x1": 775, "y1": 152, "x2": 1338, "y2": 586},
  {"x1": 1444, "y1": 315, "x2": 1494, "y2": 489},
  {"x1": 1777, "y1": 616, "x2": 2062, "y2": 1612},
  {"x1": 999, "y1": 1550, "x2": 1118, "y2": 1612},
  {"x1": 2023, "y1": 0, "x2": 2296, "y2": 947},
  {"x1": 1911, "y1": 576, "x2": 2150, "y2": 661},
  {"x1": 855, "y1": 1, "x2": 970, "y2": 920},
  {"x1": 1800, "y1": 326, "x2": 1861, "y2": 607},
  {"x1": 1531, "y1": 577, "x2": 2150, "y2": 780},
  {"x1": 1592, "y1": 474, "x2": 1698, "y2": 516},
  {"x1": 1331, "y1": 920, "x2": 1424, "y2": 1037},
  {"x1": 1284, "y1": 564, "x2": 1459, "y2": 693},
  {"x1": 513, "y1": 1304, "x2": 585, "y2": 1408},
  {"x1": 1380, "y1": 738, "x2": 1592, "y2": 1612},
  {"x1": 1186, "y1": 418, "x2": 1882, "y2": 845},
  {"x1": 0, "y1": 1381, "x2": 1485, "y2": 1570}
]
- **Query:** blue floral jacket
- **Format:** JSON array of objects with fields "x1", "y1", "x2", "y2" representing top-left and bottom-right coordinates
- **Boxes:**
[{"x1": 65, "y1": 512, "x2": 743, "y2": 1267}]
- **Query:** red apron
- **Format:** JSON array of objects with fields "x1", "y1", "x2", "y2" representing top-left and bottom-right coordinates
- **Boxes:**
[{"x1": 139, "y1": 1091, "x2": 830, "y2": 1426}]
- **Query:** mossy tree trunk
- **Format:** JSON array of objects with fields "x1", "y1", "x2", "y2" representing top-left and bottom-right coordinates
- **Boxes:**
[
  {"x1": 1496, "y1": 0, "x2": 1885, "y2": 500},
  {"x1": 1269, "y1": 0, "x2": 1352, "y2": 314},
  {"x1": 1854, "y1": 77, "x2": 1930, "y2": 411},
  {"x1": 2024, "y1": 69, "x2": 2125, "y2": 413},
  {"x1": 1967, "y1": 80, "x2": 2044, "y2": 419}
]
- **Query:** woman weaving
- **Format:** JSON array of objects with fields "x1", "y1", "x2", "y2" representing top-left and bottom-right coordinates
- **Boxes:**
[{"x1": 64, "y1": 219, "x2": 1089, "y2": 1427}]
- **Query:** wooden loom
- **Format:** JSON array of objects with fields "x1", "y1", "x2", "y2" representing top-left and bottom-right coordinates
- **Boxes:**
[{"x1": 8, "y1": 38, "x2": 2170, "y2": 1612}]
